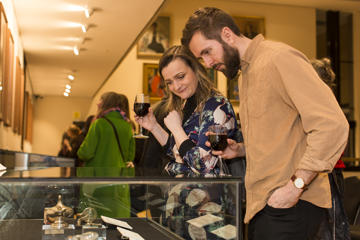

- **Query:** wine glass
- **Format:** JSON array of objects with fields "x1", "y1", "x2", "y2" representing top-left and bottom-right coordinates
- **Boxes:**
[
  {"x1": 133, "y1": 93, "x2": 150, "y2": 139},
  {"x1": 208, "y1": 125, "x2": 231, "y2": 177}
]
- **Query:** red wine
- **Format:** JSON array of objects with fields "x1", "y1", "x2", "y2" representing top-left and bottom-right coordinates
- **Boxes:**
[
  {"x1": 208, "y1": 134, "x2": 228, "y2": 151},
  {"x1": 134, "y1": 103, "x2": 150, "y2": 117}
]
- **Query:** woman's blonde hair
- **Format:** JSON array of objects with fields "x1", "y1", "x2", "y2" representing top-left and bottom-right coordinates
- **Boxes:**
[{"x1": 158, "y1": 45, "x2": 220, "y2": 116}]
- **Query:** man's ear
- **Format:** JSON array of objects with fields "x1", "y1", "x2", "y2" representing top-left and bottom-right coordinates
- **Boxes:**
[{"x1": 221, "y1": 27, "x2": 234, "y2": 45}]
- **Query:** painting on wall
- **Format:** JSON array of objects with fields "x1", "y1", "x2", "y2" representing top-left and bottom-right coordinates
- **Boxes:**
[
  {"x1": 137, "y1": 16, "x2": 170, "y2": 58},
  {"x1": 143, "y1": 63, "x2": 165, "y2": 101},
  {"x1": 207, "y1": 68, "x2": 218, "y2": 87},
  {"x1": 0, "y1": 3, "x2": 7, "y2": 121},
  {"x1": 232, "y1": 16, "x2": 265, "y2": 39},
  {"x1": 227, "y1": 72, "x2": 241, "y2": 102}
]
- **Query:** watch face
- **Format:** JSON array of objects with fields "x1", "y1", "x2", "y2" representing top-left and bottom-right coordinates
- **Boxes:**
[{"x1": 294, "y1": 178, "x2": 305, "y2": 189}]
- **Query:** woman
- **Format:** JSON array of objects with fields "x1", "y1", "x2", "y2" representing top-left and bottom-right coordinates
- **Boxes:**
[
  {"x1": 135, "y1": 45, "x2": 241, "y2": 177},
  {"x1": 77, "y1": 91, "x2": 135, "y2": 167},
  {"x1": 76, "y1": 92, "x2": 135, "y2": 218}
]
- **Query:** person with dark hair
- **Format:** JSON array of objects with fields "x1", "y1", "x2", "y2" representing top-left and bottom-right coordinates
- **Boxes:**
[
  {"x1": 311, "y1": 58, "x2": 351, "y2": 240},
  {"x1": 135, "y1": 45, "x2": 242, "y2": 177},
  {"x1": 77, "y1": 91, "x2": 135, "y2": 167},
  {"x1": 58, "y1": 124, "x2": 82, "y2": 158},
  {"x1": 182, "y1": 7, "x2": 349, "y2": 240}
]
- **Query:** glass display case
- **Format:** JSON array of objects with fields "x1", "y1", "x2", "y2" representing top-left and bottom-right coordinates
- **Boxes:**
[{"x1": 0, "y1": 166, "x2": 243, "y2": 240}]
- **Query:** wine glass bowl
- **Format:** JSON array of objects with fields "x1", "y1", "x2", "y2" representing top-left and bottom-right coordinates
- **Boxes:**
[
  {"x1": 133, "y1": 93, "x2": 150, "y2": 138},
  {"x1": 208, "y1": 124, "x2": 230, "y2": 176},
  {"x1": 208, "y1": 125, "x2": 228, "y2": 151}
]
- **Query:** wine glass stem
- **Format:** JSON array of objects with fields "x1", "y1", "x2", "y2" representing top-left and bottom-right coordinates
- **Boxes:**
[
  {"x1": 139, "y1": 125, "x2": 143, "y2": 135},
  {"x1": 219, "y1": 156, "x2": 224, "y2": 176}
]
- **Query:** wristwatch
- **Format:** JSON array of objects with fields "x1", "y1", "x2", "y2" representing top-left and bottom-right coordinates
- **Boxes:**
[{"x1": 291, "y1": 175, "x2": 306, "y2": 190}]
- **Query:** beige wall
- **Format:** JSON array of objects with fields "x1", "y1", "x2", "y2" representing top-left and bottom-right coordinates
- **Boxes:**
[
  {"x1": 88, "y1": 0, "x2": 316, "y2": 124},
  {"x1": 32, "y1": 96, "x2": 91, "y2": 156},
  {"x1": 0, "y1": 0, "x2": 25, "y2": 152}
]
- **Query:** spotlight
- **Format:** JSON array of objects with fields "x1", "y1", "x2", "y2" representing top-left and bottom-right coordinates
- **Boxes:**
[
  {"x1": 64, "y1": 92, "x2": 69, "y2": 97},
  {"x1": 65, "y1": 84, "x2": 71, "y2": 89},
  {"x1": 73, "y1": 46, "x2": 79, "y2": 55},
  {"x1": 65, "y1": 88, "x2": 71, "y2": 93},
  {"x1": 68, "y1": 75, "x2": 75, "y2": 81},
  {"x1": 84, "y1": 7, "x2": 93, "y2": 18}
]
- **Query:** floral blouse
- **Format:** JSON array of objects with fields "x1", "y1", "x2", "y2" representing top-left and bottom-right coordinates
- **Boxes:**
[{"x1": 165, "y1": 94, "x2": 241, "y2": 177}]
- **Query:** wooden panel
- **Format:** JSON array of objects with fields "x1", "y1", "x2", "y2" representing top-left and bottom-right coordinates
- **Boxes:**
[
  {"x1": 0, "y1": 3, "x2": 8, "y2": 121},
  {"x1": 24, "y1": 92, "x2": 32, "y2": 143},
  {"x1": 2, "y1": 27, "x2": 14, "y2": 127}
]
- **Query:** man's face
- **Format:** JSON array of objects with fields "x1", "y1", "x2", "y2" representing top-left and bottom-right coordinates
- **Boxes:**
[{"x1": 189, "y1": 31, "x2": 240, "y2": 79}]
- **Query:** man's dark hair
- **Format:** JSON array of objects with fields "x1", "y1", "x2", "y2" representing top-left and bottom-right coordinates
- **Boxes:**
[{"x1": 181, "y1": 7, "x2": 241, "y2": 47}]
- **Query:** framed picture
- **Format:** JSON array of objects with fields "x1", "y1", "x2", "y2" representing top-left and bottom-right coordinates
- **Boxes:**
[
  {"x1": 0, "y1": 3, "x2": 7, "y2": 121},
  {"x1": 137, "y1": 16, "x2": 170, "y2": 58},
  {"x1": 227, "y1": 72, "x2": 241, "y2": 102},
  {"x1": 143, "y1": 63, "x2": 165, "y2": 101},
  {"x1": 232, "y1": 16, "x2": 265, "y2": 39},
  {"x1": 207, "y1": 68, "x2": 218, "y2": 87}
]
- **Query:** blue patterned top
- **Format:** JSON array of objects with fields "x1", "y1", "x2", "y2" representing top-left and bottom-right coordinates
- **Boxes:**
[{"x1": 165, "y1": 94, "x2": 241, "y2": 177}]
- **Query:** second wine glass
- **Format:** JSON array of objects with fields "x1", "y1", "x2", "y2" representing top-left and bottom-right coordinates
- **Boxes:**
[
  {"x1": 133, "y1": 93, "x2": 150, "y2": 139},
  {"x1": 208, "y1": 124, "x2": 231, "y2": 177}
]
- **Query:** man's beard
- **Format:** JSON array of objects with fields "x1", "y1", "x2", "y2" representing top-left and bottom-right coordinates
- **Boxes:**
[{"x1": 221, "y1": 42, "x2": 241, "y2": 79}]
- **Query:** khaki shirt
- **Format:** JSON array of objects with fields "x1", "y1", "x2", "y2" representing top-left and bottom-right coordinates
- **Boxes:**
[{"x1": 239, "y1": 35, "x2": 349, "y2": 223}]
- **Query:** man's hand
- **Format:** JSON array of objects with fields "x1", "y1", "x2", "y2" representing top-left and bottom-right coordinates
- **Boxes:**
[
  {"x1": 205, "y1": 135, "x2": 245, "y2": 159},
  {"x1": 267, "y1": 180, "x2": 302, "y2": 208}
]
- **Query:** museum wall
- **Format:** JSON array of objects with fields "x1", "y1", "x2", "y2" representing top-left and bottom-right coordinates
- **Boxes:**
[
  {"x1": 32, "y1": 96, "x2": 91, "y2": 156},
  {"x1": 0, "y1": 0, "x2": 26, "y2": 152}
]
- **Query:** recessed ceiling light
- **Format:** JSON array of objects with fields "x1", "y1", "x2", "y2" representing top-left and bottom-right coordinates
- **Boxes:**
[
  {"x1": 84, "y1": 7, "x2": 93, "y2": 18},
  {"x1": 64, "y1": 92, "x2": 69, "y2": 97},
  {"x1": 65, "y1": 88, "x2": 71, "y2": 93},
  {"x1": 68, "y1": 75, "x2": 75, "y2": 81},
  {"x1": 66, "y1": 84, "x2": 71, "y2": 89}
]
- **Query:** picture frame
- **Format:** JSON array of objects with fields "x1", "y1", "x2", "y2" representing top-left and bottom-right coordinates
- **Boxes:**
[
  {"x1": 232, "y1": 16, "x2": 265, "y2": 39},
  {"x1": 207, "y1": 68, "x2": 218, "y2": 87},
  {"x1": 143, "y1": 63, "x2": 165, "y2": 102},
  {"x1": 137, "y1": 16, "x2": 170, "y2": 58},
  {"x1": 227, "y1": 72, "x2": 241, "y2": 103},
  {"x1": 0, "y1": 3, "x2": 7, "y2": 122}
]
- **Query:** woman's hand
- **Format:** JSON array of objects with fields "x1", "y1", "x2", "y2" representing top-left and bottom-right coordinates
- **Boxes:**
[
  {"x1": 134, "y1": 108, "x2": 158, "y2": 132},
  {"x1": 164, "y1": 110, "x2": 183, "y2": 134},
  {"x1": 126, "y1": 162, "x2": 134, "y2": 168},
  {"x1": 205, "y1": 136, "x2": 245, "y2": 159}
]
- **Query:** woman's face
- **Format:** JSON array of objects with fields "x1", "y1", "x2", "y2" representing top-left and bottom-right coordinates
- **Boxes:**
[{"x1": 161, "y1": 58, "x2": 198, "y2": 100}]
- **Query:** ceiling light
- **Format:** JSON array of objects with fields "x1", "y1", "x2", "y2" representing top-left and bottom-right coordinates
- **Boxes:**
[
  {"x1": 0, "y1": 86, "x2": 2, "y2": 91},
  {"x1": 73, "y1": 46, "x2": 79, "y2": 55},
  {"x1": 84, "y1": 7, "x2": 93, "y2": 18},
  {"x1": 64, "y1": 92, "x2": 69, "y2": 97},
  {"x1": 68, "y1": 75, "x2": 75, "y2": 81},
  {"x1": 65, "y1": 84, "x2": 71, "y2": 89},
  {"x1": 81, "y1": 24, "x2": 87, "y2": 33},
  {"x1": 65, "y1": 88, "x2": 71, "y2": 93}
]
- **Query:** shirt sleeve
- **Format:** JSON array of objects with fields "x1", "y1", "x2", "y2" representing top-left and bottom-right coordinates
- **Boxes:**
[
  {"x1": 77, "y1": 120, "x2": 99, "y2": 161},
  {"x1": 181, "y1": 96, "x2": 239, "y2": 175},
  {"x1": 274, "y1": 48, "x2": 349, "y2": 172}
]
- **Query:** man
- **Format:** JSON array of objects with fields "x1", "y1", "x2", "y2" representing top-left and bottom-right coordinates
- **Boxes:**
[{"x1": 181, "y1": 7, "x2": 349, "y2": 240}]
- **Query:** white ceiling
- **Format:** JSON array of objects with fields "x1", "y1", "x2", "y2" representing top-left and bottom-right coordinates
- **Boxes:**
[
  {"x1": 12, "y1": 0, "x2": 165, "y2": 98},
  {"x1": 12, "y1": 0, "x2": 360, "y2": 98}
]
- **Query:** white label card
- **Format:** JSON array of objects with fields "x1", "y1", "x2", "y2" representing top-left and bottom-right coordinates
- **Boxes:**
[
  {"x1": 101, "y1": 216, "x2": 133, "y2": 229},
  {"x1": 117, "y1": 227, "x2": 144, "y2": 240}
]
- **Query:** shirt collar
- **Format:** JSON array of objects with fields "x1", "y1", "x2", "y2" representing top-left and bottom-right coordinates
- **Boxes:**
[{"x1": 240, "y1": 34, "x2": 265, "y2": 70}]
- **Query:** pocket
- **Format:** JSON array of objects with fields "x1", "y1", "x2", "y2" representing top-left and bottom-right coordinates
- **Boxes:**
[{"x1": 264, "y1": 204, "x2": 297, "y2": 217}]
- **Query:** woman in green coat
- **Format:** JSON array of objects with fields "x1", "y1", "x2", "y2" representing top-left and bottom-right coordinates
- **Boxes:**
[{"x1": 77, "y1": 92, "x2": 135, "y2": 218}]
